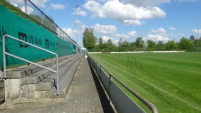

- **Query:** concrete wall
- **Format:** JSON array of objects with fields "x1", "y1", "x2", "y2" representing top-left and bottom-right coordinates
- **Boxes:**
[{"x1": 5, "y1": 79, "x2": 20, "y2": 101}]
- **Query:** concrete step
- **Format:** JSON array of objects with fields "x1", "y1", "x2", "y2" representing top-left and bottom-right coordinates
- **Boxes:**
[
  {"x1": 19, "y1": 55, "x2": 77, "y2": 99},
  {"x1": 35, "y1": 79, "x2": 55, "y2": 91},
  {"x1": 50, "y1": 56, "x2": 82, "y2": 98},
  {"x1": 31, "y1": 55, "x2": 77, "y2": 79},
  {"x1": 59, "y1": 60, "x2": 81, "y2": 97},
  {"x1": 6, "y1": 68, "x2": 33, "y2": 78},
  {"x1": 34, "y1": 90, "x2": 51, "y2": 98},
  {"x1": 20, "y1": 78, "x2": 55, "y2": 99},
  {"x1": 6, "y1": 54, "x2": 83, "y2": 100},
  {"x1": 58, "y1": 55, "x2": 81, "y2": 78},
  {"x1": 45, "y1": 54, "x2": 81, "y2": 82},
  {"x1": 20, "y1": 55, "x2": 79, "y2": 84},
  {"x1": 6, "y1": 54, "x2": 76, "y2": 78},
  {"x1": 20, "y1": 84, "x2": 36, "y2": 98},
  {"x1": 36, "y1": 55, "x2": 82, "y2": 98},
  {"x1": 21, "y1": 73, "x2": 45, "y2": 84},
  {"x1": 20, "y1": 54, "x2": 83, "y2": 99}
]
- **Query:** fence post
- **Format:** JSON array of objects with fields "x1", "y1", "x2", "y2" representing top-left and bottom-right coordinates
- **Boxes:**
[
  {"x1": 24, "y1": 0, "x2": 27, "y2": 14},
  {"x1": 99, "y1": 66, "x2": 101, "y2": 79},
  {"x1": 109, "y1": 74, "x2": 112, "y2": 102}
]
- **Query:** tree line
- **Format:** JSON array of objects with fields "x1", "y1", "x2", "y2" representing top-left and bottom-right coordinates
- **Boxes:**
[{"x1": 83, "y1": 28, "x2": 201, "y2": 52}]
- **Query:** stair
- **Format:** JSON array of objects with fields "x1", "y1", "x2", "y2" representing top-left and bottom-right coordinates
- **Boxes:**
[{"x1": 5, "y1": 54, "x2": 83, "y2": 100}]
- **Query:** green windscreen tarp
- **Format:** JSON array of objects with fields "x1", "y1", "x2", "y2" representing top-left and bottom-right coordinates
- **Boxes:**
[{"x1": 0, "y1": 5, "x2": 75, "y2": 67}]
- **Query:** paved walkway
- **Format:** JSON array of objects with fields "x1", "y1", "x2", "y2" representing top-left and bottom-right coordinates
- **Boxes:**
[{"x1": 0, "y1": 58, "x2": 113, "y2": 113}]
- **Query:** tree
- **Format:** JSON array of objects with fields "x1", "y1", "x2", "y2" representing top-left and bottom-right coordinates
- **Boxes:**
[
  {"x1": 189, "y1": 35, "x2": 195, "y2": 42},
  {"x1": 136, "y1": 37, "x2": 144, "y2": 48},
  {"x1": 166, "y1": 40, "x2": 178, "y2": 50},
  {"x1": 83, "y1": 27, "x2": 97, "y2": 51},
  {"x1": 129, "y1": 42, "x2": 136, "y2": 51},
  {"x1": 199, "y1": 37, "x2": 201, "y2": 47},
  {"x1": 155, "y1": 41, "x2": 166, "y2": 51},
  {"x1": 118, "y1": 38, "x2": 123, "y2": 51},
  {"x1": 105, "y1": 39, "x2": 116, "y2": 52},
  {"x1": 98, "y1": 37, "x2": 104, "y2": 50},
  {"x1": 178, "y1": 37, "x2": 194, "y2": 51},
  {"x1": 122, "y1": 41, "x2": 129, "y2": 51},
  {"x1": 107, "y1": 39, "x2": 113, "y2": 45},
  {"x1": 147, "y1": 40, "x2": 156, "y2": 51}
]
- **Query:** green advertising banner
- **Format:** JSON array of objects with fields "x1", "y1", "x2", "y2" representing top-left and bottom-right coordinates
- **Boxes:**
[{"x1": 0, "y1": 5, "x2": 74, "y2": 67}]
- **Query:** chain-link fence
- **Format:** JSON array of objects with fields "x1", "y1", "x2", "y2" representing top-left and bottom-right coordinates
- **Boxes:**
[
  {"x1": 26, "y1": 0, "x2": 77, "y2": 46},
  {"x1": 5, "y1": 0, "x2": 77, "y2": 46}
]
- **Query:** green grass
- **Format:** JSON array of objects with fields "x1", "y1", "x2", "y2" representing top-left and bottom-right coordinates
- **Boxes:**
[{"x1": 90, "y1": 52, "x2": 201, "y2": 113}]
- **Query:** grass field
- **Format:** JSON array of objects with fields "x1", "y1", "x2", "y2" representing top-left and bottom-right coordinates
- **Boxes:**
[{"x1": 90, "y1": 52, "x2": 201, "y2": 113}]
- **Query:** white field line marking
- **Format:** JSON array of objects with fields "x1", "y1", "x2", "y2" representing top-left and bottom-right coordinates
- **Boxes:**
[{"x1": 98, "y1": 58, "x2": 201, "y2": 111}]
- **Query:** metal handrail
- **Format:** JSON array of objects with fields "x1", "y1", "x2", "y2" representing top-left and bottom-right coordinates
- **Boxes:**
[
  {"x1": 89, "y1": 56, "x2": 158, "y2": 113},
  {"x1": 2, "y1": 34, "x2": 60, "y2": 95}
]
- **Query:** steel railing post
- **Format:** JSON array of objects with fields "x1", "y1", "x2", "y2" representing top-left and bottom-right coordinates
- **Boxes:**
[
  {"x1": 3, "y1": 35, "x2": 6, "y2": 78},
  {"x1": 56, "y1": 54, "x2": 59, "y2": 95}
]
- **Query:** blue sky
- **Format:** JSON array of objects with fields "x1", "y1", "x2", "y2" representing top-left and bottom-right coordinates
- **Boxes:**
[{"x1": 8, "y1": 0, "x2": 201, "y2": 47}]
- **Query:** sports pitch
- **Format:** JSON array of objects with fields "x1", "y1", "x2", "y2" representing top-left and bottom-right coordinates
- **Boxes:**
[{"x1": 90, "y1": 52, "x2": 201, "y2": 113}]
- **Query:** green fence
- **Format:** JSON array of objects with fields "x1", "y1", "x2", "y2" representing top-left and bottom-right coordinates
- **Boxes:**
[{"x1": 0, "y1": 5, "x2": 74, "y2": 67}]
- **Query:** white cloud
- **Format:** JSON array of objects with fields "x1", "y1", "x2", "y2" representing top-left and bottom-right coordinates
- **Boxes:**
[
  {"x1": 151, "y1": 27, "x2": 166, "y2": 34},
  {"x1": 192, "y1": 29, "x2": 201, "y2": 35},
  {"x1": 62, "y1": 28, "x2": 76, "y2": 38},
  {"x1": 93, "y1": 24, "x2": 117, "y2": 35},
  {"x1": 51, "y1": 3, "x2": 65, "y2": 10},
  {"x1": 64, "y1": 20, "x2": 86, "y2": 41},
  {"x1": 10, "y1": 2, "x2": 19, "y2": 7},
  {"x1": 21, "y1": 6, "x2": 34, "y2": 14},
  {"x1": 116, "y1": 34, "x2": 129, "y2": 39},
  {"x1": 123, "y1": 20, "x2": 144, "y2": 25},
  {"x1": 83, "y1": 1, "x2": 102, "y2": 16},
  {"x1": 91, "y1": 24, "x2": 137, "y2": 44},
  {"x1": 169, "y1": 27, "x2": 176, "y2": 30},
  {"x1": 97, "y1": 0, "x2": 106, "y2": 3},
  {"x1": 147, "y1": 28, "x2": 170, "y2": 42},
  {"x1": 7, "y1": 0, "x2": 24, "y2": 5},
  {"x1": 147, "y1": 34, "x2": 169, "y2": 42},
  {"x1": 115, "y1": 30, "x2": 137, "y2": 39},
  {"x1": 73, "y1": 7, "x2": 87, "y2": 16},
  {"x1": 178, "y1": 0, "x2": 198, "y2": 2},
  {"x1": 83, "y1": 0, "x2": 166, "y2": 25},
  {"x1": 75, "y1": 20, "x2": 86, "y2": 29},
  {"x1": 30, "y1": 0, "x2": 48, "y2": 7},
  {"x1": 102, "y1": 35, "x2": 112, "y2": 42},
  {"x1": 101, "y1": 35, "x2": 119, "y2": 45},
  {"x1": 128, "y1": 31, "x2": 137, "y2": 37},
  {"x1": 7, "y1": 0, "x2": 47, "y2": 7},
  {"x1": 122, "y1": 0, "x2": 170, "y2": 6},
  {"x1": 75, "y1": 20, "x2": 82, "y2": 26}
]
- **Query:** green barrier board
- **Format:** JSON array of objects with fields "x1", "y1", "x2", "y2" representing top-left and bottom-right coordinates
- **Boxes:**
[{"x1": 0, "y1": 5, "x2": 74, "y2": 67}]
